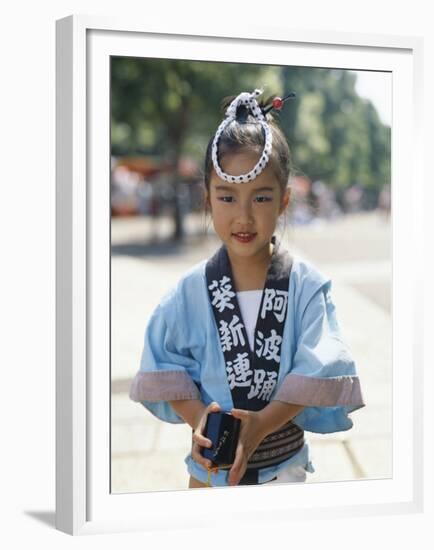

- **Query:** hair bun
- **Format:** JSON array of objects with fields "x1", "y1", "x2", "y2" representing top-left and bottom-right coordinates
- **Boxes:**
[
  {"x1": 220, "y1": 92, "x2": 279, "y2": 124},
  {"x1": 235, "y1": 103, "x2": 251, "y2": 123}
]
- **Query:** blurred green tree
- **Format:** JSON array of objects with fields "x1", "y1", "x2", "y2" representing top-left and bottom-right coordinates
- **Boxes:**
[{"x1": 279, "y1": 66, "x2": 391, "y2": 198}]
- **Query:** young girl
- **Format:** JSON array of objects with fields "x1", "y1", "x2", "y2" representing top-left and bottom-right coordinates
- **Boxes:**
[{"x1": 129, "y1": 89, "x2": 365, "y2": 488}]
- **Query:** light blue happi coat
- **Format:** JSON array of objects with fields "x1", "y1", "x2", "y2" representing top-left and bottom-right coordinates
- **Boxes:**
[{"x1": 130, "y1": 254, "x2": 365, "y2": 485}]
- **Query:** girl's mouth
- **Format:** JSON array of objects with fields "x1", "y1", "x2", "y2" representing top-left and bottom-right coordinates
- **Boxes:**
[{"x1": 232, "y1": 232, "x2": 257, "y2": 243}]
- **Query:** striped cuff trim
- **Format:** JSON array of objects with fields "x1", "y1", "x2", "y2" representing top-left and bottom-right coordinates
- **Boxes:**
[
  {"x1": 273, "y1": 373, "x2": 365, "y2": 407},
  {"x1": 129, "y1": 370, "x2": 201, "y2": 402}
]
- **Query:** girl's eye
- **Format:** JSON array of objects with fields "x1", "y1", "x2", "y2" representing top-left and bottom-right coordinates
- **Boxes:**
[
  {"x1": 218, "y1": 196, "x2": 235, "y2": 203},
  {"x1": 255, "y1": 195, "x2": 272, "y2": 203}
]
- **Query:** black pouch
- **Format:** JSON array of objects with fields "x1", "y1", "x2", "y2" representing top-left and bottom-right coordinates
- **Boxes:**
[{"x1": 201, "y1": 411, "x2": 241, "y2": 466}]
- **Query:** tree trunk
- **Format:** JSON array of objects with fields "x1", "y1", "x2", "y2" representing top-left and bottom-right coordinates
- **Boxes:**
[
  {"x1": 172, "y1": 177, "x2": 183, "y2": 241},
  {"x1": 168, "y1": 99, "x2": 190, "y2": 241}
]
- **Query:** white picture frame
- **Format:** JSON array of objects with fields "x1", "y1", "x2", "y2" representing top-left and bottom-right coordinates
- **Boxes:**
[{"x1": 56, "y1": 14, "x2": 424, "y2": 535}]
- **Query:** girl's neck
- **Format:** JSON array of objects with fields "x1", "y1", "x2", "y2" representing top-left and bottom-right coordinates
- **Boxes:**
[{"x1": 227, "y1": 243, "x2": 274, "y2": 292}]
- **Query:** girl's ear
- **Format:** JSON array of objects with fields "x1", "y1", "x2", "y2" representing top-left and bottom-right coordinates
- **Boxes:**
[{"x1": 279, "y1": 187, "x2": 291, "y2": 214}]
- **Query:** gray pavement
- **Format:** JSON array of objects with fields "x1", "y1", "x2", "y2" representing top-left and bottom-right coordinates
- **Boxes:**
[{"x1": 110, "y1": 211, "x2": 392, "y2": 493}]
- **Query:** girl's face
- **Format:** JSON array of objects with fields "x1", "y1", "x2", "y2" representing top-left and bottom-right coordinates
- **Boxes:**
[{"x1": 207, "y1": 151, "x2": 290, "y2": 263}]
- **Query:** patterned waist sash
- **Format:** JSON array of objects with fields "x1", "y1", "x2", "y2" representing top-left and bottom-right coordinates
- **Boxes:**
[{"x1": 247, "y1": 420, "x2": 304, "y2": 470}]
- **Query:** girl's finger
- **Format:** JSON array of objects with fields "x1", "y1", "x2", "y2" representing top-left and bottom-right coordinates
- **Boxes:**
[
  {"x1": 208, "y1": 401, "x2": 221, "y2": 413},
  {"x1": 230, "y1": 408, "x2": 250, "y2": 420},
  {"x1": 197, "y1": 402, "x2": 220, "y2": 431},
  {"x1": 192, "y1": 432, "x2": 212, "y2": 448},
  {"x1": 228, "y1": 442, "x2": 245, "y2": 486},
  {"x1": 232, "y1": 441, "x2": 245, "y2": 470},
  {"x1": 191, "y1": 443, "x2": 213, "y2": 470},
  {"x1": 196, "y1": 412, "x2": 209, "y2": 434}
]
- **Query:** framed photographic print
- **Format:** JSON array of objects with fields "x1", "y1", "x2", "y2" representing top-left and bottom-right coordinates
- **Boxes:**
[{"x1": 56, "y1": 14, "x2": 424, "y2": 535}]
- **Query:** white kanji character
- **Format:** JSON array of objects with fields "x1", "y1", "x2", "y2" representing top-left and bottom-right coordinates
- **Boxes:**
[
  {"x1": 272, "y1": 290, "x2": 288, "y2": 323},
  {"x1": 257, "y1": 372, "x2": 278, "y2": 400},
  {"x1": 209, "y1": 276, "x2": 235, "y2": 312},
  {"x1": 226, "y1": 353, "x2": 252, "y2": 389},
  {"x1": 255, "y1": 329, "x2": 282, "y2": 362},
  {"x1": 247, "y1": 370, "x2": 278, "y2": 401},
  {"x1": 219, "y1": 315, "x2": 245, "y2": 352},
  {"x1": 219, "y1": 320, "x2": 232, "y2": 352},
  {"x1": 260, "y1": 289, "x2": 288, "y2": 323},
  {"x1": 247, "y1": 369, "x2": 266, "y2": 399}
]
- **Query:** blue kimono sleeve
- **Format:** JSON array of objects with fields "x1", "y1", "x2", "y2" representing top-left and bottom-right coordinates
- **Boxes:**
[
  {"x1": 273, "y1": 280, "x2": 365, "y2": 433},
  {"x1": 129, "y1": 292, "x2": 202, "y2": 424}
]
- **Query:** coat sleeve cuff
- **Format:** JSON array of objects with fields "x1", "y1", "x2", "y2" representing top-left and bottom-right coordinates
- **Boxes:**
[
  {"x1": 272, "y1": 373, "x2": 365, "y2": 407},
  {"x1": 129, "y1": 370, "x2": 201, "y2": 402}
]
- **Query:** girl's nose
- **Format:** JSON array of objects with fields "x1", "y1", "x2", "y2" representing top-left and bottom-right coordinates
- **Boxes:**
[{"x1": 236, "y1": 201, "x2": 254, "y2": 224}]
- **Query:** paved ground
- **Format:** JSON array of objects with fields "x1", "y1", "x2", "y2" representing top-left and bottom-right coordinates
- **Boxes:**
[{"x1": 110, "y1": 211, "x2": 392, "y2": 493}]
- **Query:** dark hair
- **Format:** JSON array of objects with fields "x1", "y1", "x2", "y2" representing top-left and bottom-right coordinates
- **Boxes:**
[{"x1": 204, "y1": 94, "x2": 293, "y2": 195}]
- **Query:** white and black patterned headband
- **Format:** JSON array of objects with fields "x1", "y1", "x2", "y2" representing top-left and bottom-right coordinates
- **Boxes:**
[{"x1": 211, "y1": 89, "x2": 295, "y2": 184}]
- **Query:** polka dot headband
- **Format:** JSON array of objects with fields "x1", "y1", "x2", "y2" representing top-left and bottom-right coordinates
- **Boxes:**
[{"x1": 211, "y1": 88, "x2": 295, "y2": 184}]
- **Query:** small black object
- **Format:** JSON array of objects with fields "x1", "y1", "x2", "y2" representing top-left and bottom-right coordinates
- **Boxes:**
[{"x1": 201, "y1": 412, "x2": 241, "y2": 466}]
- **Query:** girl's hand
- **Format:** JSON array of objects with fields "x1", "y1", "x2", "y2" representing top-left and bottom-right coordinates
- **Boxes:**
[
  {"x1": 191, "y1": 401, "x2": 222, "y2": 471},
  {"x1": 227, "y1": 408, "x2": 268, "y2": 486}
]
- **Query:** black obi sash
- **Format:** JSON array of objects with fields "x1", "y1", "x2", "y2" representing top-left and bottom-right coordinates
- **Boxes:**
[{"x1": 205, "y1": 243, "x2": 305, "y2": 485}]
